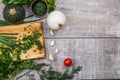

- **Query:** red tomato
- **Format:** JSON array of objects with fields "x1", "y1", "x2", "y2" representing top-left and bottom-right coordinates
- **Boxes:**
[{"x1": 64, "y1": 58, "x2": 72, "y2": 67}]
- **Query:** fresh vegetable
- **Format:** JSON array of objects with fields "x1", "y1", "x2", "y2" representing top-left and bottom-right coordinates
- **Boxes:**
[
  {"x1": 3, "y1": 4, "x2": 25, "y2": 24},
  {"x1": 64, "y1": 58, "x2": 73, "y2": 67},
  {"x1": 45, "y1": 0, "x2": 56, "y2": 13},
  {"x1": 32, "y1": 1, "x2": 48, "y2": 17},
  {"x1": 47, "y1": 11, "x2": 66, "y2": 30},
  {"x1": 0, "y1": 31, "x2": 43, "y2": 60},
  {"x1": 0, "y1": 59, "x2": 81, "y2": 80},
  {"x1": 35, "y1": 64, "x2": 82, "y2": 80},
  {"x1": 2, "y1": 0, "x2": 56, "y2": 13},
  {"x1": 0, "y1": 22, "x2": 46, "y2": 60},
  {"x1": 0, "y1": 60, "x2": 36, "y2": 80},
  {"x1": 0, "y1": 35, "x2": 16, "y2": 49},
  {"x1": 2, "y1": 0, "x2": 33, "y2": 5},
  {"x1": 0, "y1": 20, "x2": 11, "y2": 26}
]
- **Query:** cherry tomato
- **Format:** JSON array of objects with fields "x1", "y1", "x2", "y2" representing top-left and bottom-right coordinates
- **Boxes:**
[{"x1": 64, "y1": 58, "x2": 72, "y2": 67}]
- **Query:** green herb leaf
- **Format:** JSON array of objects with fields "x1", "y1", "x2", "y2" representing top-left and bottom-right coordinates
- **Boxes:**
[
  {"x1": 45, "y1": 0, "x2": 56, "y2": 13},
  {"x1": 2, "y1": 0, "x2": 33, "y2": 5},
  {"x1": 1, "y1": 0, "x2": 9, "y2": 5},
  {"x1": 0, "y1": 20, "x2": 11, "y2": 26}
]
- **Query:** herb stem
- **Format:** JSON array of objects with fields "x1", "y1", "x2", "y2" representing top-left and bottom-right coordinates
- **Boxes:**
[
  {"x1": 0, "y1": 36, "x2": 16, "y2": 48},
  {"x1": 16, "y1": 70, "x2": 32, "y2": 80},
  {"x1": 8, "y1": 67, "x2": 20, "y2": 80},
  {"x1": 0, "y1": 35, "x2": 17, "y2": 39}
]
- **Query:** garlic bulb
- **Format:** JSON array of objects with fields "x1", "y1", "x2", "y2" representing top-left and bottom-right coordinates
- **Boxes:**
[{"x1": 47, "y1": 11, "x2": 66, "y2": 30}]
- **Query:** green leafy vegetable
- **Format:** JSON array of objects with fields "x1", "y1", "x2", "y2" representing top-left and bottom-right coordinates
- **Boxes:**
[
  {"x1": 0, "y1": 60, "x2": 36, "y2": 80},
  {"x1": 0, "y1": 31, "x2": 42, "y2": 79},
  {"x1": 16, "y1": 63, "x2": 82, "y2": 80},
  {"x1": 2, "y1": 0, "x2": 33, "y2": 5},
  {"x1": 0, "y1": 20, "x2": 11, "y2": 26},
  {"x1": 1, "y1": 0, "x2": 9, "y2": 5},
  {"x1": 0, "y1": 31, "x2": 43, "y2": 60},
  {"x1": 0, "y1": 35, "x2": 16, "y2": 49},
  {"x1": 39, "y1": 65, "x2": 82, "y2": 80},
  {"x1": 32, "y1": 1, "x2": 47, "y2": 16},
  {"x1": 45, "y1": 0, "x2": 56, "y2": 13}
]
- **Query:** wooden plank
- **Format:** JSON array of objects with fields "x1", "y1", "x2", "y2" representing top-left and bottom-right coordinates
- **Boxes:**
[
  {"x1": 14, "y1": 38, "x2": 120, "y2": 79},
  {"x1": 0, "y1": 22, "x2": 46, "y2": 60},
  {"x1": 0, "y1": 0, "x2": 120, "y2": 79},
  {"x1": 43, "y1": 0, "x2": 120, "y2": 38},
  {"x1": 43, "y1": 39, "x2": 120, "y2": 79},
  {"x1": 1, "y1": 0, "x2": 120, "y2": 38}
]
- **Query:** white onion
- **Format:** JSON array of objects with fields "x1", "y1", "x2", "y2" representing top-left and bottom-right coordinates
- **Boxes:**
[{"x1": 47, "y1": 11, "x2": 66, "y2": 30}]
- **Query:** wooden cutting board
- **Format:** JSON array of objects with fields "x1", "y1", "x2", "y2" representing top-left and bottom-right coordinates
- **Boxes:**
[{"x1": 0, "y1": 22, "x2": 46, "y2": 60}]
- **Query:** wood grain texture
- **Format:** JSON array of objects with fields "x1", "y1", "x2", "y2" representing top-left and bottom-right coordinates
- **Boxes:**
[
  {"x1": 0, "y1": 22, "x2": 46, "y2": 60},
  {"x1": 0, "y1": 0, "x2": 120, "y2": 79},
  {"x1": 44, "y1": 0, "x2": 120, "y2": 79},
  {"x1": 43, "y1": 0, "x2": 120, "y2": 38},
  {"x1": 44, "y1": 39, "x2": 120, "y2": 79}
]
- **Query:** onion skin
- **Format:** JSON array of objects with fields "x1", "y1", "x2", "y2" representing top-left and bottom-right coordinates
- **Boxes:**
[{"x1": 47, "y1": 11, "x2": 66, "y2": 30}]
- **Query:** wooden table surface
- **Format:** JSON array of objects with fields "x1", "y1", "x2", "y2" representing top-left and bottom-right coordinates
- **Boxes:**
[{"x1": 1, "y1": 0, "x2": 120, "y2": 79}]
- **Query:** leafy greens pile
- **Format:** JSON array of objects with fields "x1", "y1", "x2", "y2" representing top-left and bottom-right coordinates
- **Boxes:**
[
  {"x1": 0, "y1": 31, "x2": 43, "y2": 61},
  {"x1": 0, "y1": 60, "x2": 35, "y2": 80},
  {"x1": 0, "y1": 59, "x2": 82, "y2": 80}
]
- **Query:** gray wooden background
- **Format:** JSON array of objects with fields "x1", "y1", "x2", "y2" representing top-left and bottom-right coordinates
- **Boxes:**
[{"x1": 1, "y1": 0, "x2": 120, "y2": 79}]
